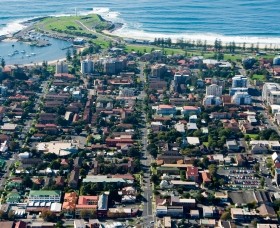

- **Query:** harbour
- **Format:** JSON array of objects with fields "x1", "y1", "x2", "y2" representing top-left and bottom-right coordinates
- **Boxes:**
[{"x1": 0, "y1": 36, "x2": 73, "y2": 65}]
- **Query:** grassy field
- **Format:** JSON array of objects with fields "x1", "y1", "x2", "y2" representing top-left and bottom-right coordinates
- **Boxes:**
[
  {"x1": 245, "y1": 134, "x2": 259, "y2": 140},
  {"x1": 251, "y1": 74, "x2": 266, "y2": 81},
  {"x1": 36, "y1": 14, "x2": 108, "y2": 35},
  {"x1": 125, "y1": 45, "x2": 186, "y2": 55}
]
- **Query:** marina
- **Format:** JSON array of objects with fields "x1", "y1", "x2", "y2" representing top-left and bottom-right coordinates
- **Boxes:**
[{"x1": 0, "y1": 36, "x2": 73, "y2": 65}]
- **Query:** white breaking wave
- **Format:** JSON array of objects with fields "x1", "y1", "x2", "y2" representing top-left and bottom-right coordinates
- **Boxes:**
[
  {"x1": 91, "y1": 7, "x2": 122, "y2": 21},
  {"x1": 2, "y1": 6, "x2": 280, "y2": 47},
  {"x1": 111, "y1": 26, "x2": 280, "y2": 46},
  {"x1": 0, "y1": 19, "x2": 28, "y2": 36},
  {"x1": 90, "y1": 7, "x2": 280, "y2": 46}
]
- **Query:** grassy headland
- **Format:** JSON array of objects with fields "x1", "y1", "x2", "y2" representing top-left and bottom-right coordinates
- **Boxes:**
[{"x1": 35, "y1": 14, "x2": 111, "y2": 38}]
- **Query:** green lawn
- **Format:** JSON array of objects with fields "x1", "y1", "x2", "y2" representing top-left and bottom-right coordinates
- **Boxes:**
[
  {"x1": 36, "y1": 14, "x2": 108, "y2": 35},
  {"x1": 251, "y1": 74, "x2": 265, "y2": 81},
  {"x1": 203, "y1": 142, "x2": 209, "y2": 147},
  {"x1": 125, "y1": 45, "x2": 186, "y2": 55},
  {"x1": 245, "y1": 134, "x2": 259, "y2": 140}
]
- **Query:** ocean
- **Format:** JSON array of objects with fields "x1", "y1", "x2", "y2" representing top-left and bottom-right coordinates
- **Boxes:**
[{"x1": 1, "y1": 0, "x2": 280, "y2": 44}]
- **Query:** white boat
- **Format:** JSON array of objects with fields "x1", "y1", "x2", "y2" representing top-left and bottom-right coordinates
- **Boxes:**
[
  {"x1": 21, "y1": 50, "x2": 26, "y2": 53},
  {"x1": 31, "y1": 53, "x2": 36, "y2": 56},
  {"x1": 26, "y1": 54, "x2": 30, "y2": 57}
]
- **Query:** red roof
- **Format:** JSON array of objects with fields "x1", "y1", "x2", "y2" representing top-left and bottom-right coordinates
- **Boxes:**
[
  {"x1": 187, "y1": 166, "x2": 199, "y2": 177},
  {"x1": 158, "y1": 104, "x2": 175, "y2": 109},
  {"x1": 202, "y1": 171, "x2": 211, "y2": 183},
  {"x1": 78, "y1": 195, "x2": 99, "y2": 205},
  {"x1": 183, "y1": 106, "x2": 199, "y2": 110}
]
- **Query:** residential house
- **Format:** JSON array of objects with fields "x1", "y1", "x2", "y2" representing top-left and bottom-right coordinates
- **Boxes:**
[
  {"x1": 75, "y1": 196, "x2": 98, "y2": 217},
  {"x1": 186, "y1": 166, "x2": 199, "y2": 182},
  {"x1": 201, "y1": 171, "x2": 211, "y2": 185},
  {"x1": 62, "y1": 192, "x2": 78, "y2": 215},
  {"x1": 157, "y1": 105, "x2": 176, "y2": 116},
  {"x1": 182, "y1": 106, "x2": 201, "y2": 116},
  {"x1": 68, "y1": 170, "x2": 79, "y2": 189}
]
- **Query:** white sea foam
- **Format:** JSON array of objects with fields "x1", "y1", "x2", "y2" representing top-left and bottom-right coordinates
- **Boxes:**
[
  {"x1": 91, "y1": 7, "x2": 122, "y2": 21},
  {"x1": 2, "y1": 6, "x2": 280, "y2": 48},
  {"x1": 90, "y1": 7, "x2": 280, "y2": 47},
  {"x1": 0, "y1": 19, "x2": 27, "y2": 36},
  {"x1": 111, "y1": 26, "x2": 280, "y2": 47}
]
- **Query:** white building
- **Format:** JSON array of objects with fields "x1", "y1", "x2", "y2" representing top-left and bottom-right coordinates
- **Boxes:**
[
  {"x1": 203, "y1": 206, "x2": 214, "y2": 218},
  {"x1": 37, "y1": 140, "x2": 80, "y2": 156},
  {"x1": 232, "y1": 75, "x2": 248, "y2": 88},
  {"x1": 81, "y1": 59, "x2": 94, "y2": 74},
  {"x1": 28, "y1": 190, "x2": 61, "y2": 203},
  {"x1": 231, "y1": 92, "x2": 252, "y2": 105},
  {"x1": 262, "y1": 83, "x2": 280, "y2": 105},
  {"x1": 203, "y1": 95, "x2": 222, "y2": 106},
  {"x1": 229, "y1": 87, "x2": 248, "y2": 96},
  {"x1": 0, "y1": 140, "x2": 8, "y2": 153},
  {"x1": 273, "y1": 56, "x2": 280, "y2": 65},
  {"x1": 74, "y1": 220, "x2": 86, "y2": 228},
  {"x1": 206, "y1": 84, "x2": 223, "y2": 97},
  {"x1": 0, "y1": 85, "x2": 8, "y2": 96},
  {"x1": 186, "y1": 137, "x2": 200, "y2": 145}
]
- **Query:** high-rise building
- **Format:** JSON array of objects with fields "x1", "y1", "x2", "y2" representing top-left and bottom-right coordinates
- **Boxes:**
[
  {"x1": 203, "y1": 95, "x2": 222, "y2": 106},
  {"x1": 56, "y1": 61, "x2": 68, "y2": 74},
  {"x1": 262, "y1": 83, "x2": 280, "y2": 105},
  {"x1": 231, "y1": 92, "x2": 252, "y2": 105},
  {"x1": 104, "y1": 58, "x2": 127, "y2": 75},
  {"x1": 81, "y1": 59, "x2": 94, "y2": 74},
  {"x1": 206, "y1": 84, "x2": 223, "y2": 97},
  {"x1": 229, "y1": 87, "x2": 248, "y2": 96},
  {"x1": 232, "y1": 75, "x2": 248, "y2": 88},
  {"x1": 273, "y1": 56, "x2": 280, "y2": 65},
  {"x1": 275, "y1": 168, "x2": 280, "y2": 186},
  {"x1": 151, "y1": 64, "x2": 167, "y2": 78}
]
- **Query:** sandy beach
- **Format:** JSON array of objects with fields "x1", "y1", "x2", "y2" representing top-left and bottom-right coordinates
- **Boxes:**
[{"x1": 103, "y1": 29, "x2": 280, "y2": 50}]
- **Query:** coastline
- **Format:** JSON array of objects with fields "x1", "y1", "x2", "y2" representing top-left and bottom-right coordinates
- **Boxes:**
[
  {"x1": 103, "y1": 27, "x2": 280, "y2": 49},
  {"x1": 2, "y1": 12, "x2": 280, "y2": 67}
]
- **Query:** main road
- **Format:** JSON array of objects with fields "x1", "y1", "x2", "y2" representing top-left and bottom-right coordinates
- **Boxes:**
[{"x1": 137, "y1": 64, "x2": 154, "y2": 227}]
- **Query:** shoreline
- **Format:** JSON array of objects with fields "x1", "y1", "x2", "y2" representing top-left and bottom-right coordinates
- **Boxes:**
[
  {"x1": 2, "y1": 13, "x2": 280, "y2": 67},
  {"x1": 1, "y1": 10, "x2": 280, "y2": 50},
  {"x1": 103, "y1": 28, "x2": 280, "y2": 49}
]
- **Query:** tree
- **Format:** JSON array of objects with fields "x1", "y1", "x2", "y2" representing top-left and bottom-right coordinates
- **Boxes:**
[
  {"x1": 66, "y1": 49, "x2": 72, "y2": 62},
  {"x1": 41, "y1": 209, "x2": 56, "y2": 222},
  {"x1": 247, "y1": 201, "x2": 257, "y2": 209},
  {"x1": 208, "y1": 164, "x2": 217, "y2": 176},
  {"x1": 220, "y1": 211, "x2": 231, "y2": 220},
  {"x1": 243, "y1": 42, "x2": 246, "y2": 51},
  {"x1": 0, "y1": 210, "x2": 5, "y2": 220},
  {"x1": 1, "y1": 58, "x2": 5, "y2": 68},
  {"x1": 7, "y1": 211, "x2": 14, "y2": 221},
  {"x1": 260, "y1": 177, "x2": 265, "y2": 188},
  {"x1": 9, "y1": 141, "x2": 19, "y2": 151},
  {"x1": 232, "y1": 41, "x2": 236, "y2": 53},
  {"x1": 50, "y1": 160, "x2": 60, "y2": 169},
  {"x1": 80, "y1": 209, "x2": 89, "y2": 219},
  {"x1": 22, "y1": 175, "x2": 33, "y2": 188},
  {"x1": 151, "y1": 174, "x2": 160, "y2": 184},
  {"x1": 180, "y1": 170, "x2": 186, "y2": 181}
]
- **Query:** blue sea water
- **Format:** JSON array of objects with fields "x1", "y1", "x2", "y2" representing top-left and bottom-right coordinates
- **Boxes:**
[{"x1": 0, "y1": 0, "x2": 280, "y2": 44}]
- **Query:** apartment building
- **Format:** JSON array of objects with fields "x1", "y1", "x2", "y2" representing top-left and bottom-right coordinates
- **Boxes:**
[{"x1": 28, "y1": 190, "x2": 61, "y2": 203}]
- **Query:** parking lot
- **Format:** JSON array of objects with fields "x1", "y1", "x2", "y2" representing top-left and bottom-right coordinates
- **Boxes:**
[{"x1": 219, "y1": 167, "x2": 260, "y2": 189}]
